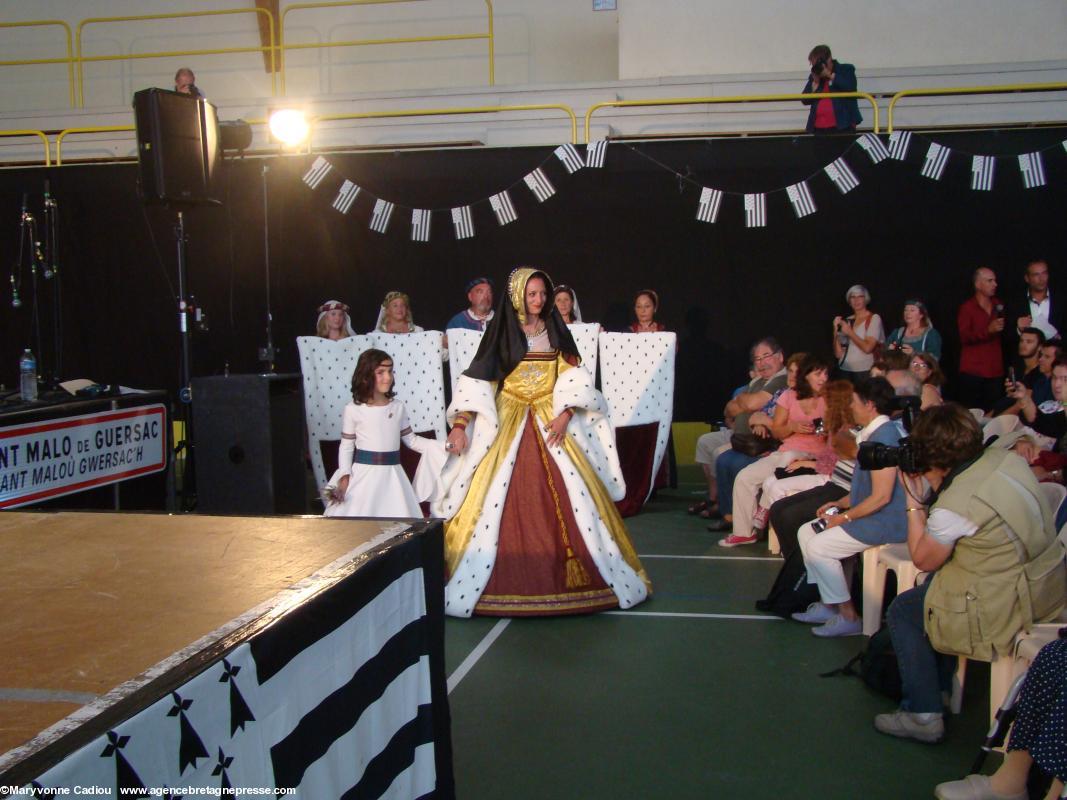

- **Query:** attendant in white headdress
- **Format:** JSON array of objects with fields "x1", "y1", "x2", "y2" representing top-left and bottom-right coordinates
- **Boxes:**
[
  {"x1": 553, "y1": 284, "x2": 583, "y2": 324},
  {"x1": 316, "y1": 300, "x2": 355, "y2": 340},
  {"x1": 373, "y1": 291, "x2": 424, "y2": 334}
]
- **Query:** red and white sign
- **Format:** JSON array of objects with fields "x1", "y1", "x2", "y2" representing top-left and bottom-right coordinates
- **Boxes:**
[{"x1": 0, "y1": 404, "x2": 167, "y2": 509}]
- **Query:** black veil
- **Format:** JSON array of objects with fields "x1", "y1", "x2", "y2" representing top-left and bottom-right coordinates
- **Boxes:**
[{"x1": 464, "y1": 268, "x2": 581, "y2": 382}]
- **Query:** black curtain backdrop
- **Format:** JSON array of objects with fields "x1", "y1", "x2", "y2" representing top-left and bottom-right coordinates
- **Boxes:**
[{"x1": 1, "y1": 127, "x2": 1065, "y2": 421}]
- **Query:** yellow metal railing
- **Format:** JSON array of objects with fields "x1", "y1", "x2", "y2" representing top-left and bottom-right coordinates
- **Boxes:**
[
  {"x1": 279, "y1": 0, "x2": 494, "y2": 95},
  {"x1": 0, "y1": 130, "x2": 52, "y2": 166},
  {"x1": 0, "y1": 20, "x2": 76, "y2": 108},
  {"x1": 312, "y1": 103, "x2": 577, "y2": 145},
  {"x1": 887, "y1": 82, "x2": 1067, "y2": 132},
  {"x1": 585, "y1": 92, "x2": 881, "y2": 143},
  {"x1": 55, "y1": 126, "x2": 135, "y2": 165},
  {"x1": 75, "y1": 8, "x2": 277, "y2": 107}
]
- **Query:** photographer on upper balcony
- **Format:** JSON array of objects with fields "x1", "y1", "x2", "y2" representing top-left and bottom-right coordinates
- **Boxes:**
[
  {"x1": 802, "y1": 45, "x2": 862, "y2": 134},
  {"x1": 874, "y1": 403, "x2": 1066, "y2": 745}
]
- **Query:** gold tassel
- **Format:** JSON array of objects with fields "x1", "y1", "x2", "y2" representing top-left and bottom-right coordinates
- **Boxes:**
[{"x1": 564, "y1": 547, "x2": 591, "y2": 588}]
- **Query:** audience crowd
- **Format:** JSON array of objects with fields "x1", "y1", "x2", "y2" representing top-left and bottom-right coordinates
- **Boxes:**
[{"x1": 313, "y1": 259, "x2": 1066, "y2": 793}]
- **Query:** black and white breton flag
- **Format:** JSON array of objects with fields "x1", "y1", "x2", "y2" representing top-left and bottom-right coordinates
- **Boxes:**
[
  {"x1": 554, "y1": 143, "x2": 584, "y2": 174},
  {"x1": 369, "y1": 199, "x2": 395, "y2": 234},
  {"x1": 332, "y1": 180, "x2": 360, "y2": 214},
  {"x1": 523, "y1": 168, "x2": 555, "y2": 202},
  {"x1": 1018, "y1": 152, "x2": 1047, "y2": 189},
  {"x1": 489, "y1": 190, "x2": 517, "y2": 225},
  {"x1": 971, "y1": 155, "x2": 995, "y2": 191},
  {"x1": 302, "y1": 156, "x2": 332, "y2": 189},
  {"x1": 786, "y1": 180, "x2": 817, "y2": 219},
  {"x1": 411, "y1": 209, "x2": 431, "y2": 242},
  {"x1": 888, "y1": 130, "x2": 913, "y2": 161},
  {"x1": 744, "y1": 193, "x2": 766, "y2": 228},
  {"x1": 857, "y1": 133, "x2": 890, "y2": 164},
  {"x1": 921, "y1": 142, "x2": 950, "y2": 180},
  {"x1": 451, "y1": 206, "x2": 474, "y2": 239},
  {"x1": 695, "y1": 187, "x2": 722, "y2": 223},
  {"x1": 825, "y1": 157, "x2": 859, "y2": 194},
  {"x1": 586, "y1": 139, "x2": 608, "y2": 168}
]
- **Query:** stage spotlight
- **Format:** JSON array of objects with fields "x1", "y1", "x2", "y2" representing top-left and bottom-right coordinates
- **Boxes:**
[
  {"x1": 219, "y1": 120, "x2": 252, "y2": 152},
  {"x1": 268, "y1": 108, "x2": 311, "y2": 147}
]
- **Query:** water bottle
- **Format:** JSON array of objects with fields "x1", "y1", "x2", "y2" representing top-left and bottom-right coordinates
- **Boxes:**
[{"x1": 19, "y1": 349, "x2": 37, "y2": 402}]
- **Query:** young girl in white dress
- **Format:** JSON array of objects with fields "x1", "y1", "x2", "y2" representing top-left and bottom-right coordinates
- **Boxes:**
[{"x1": 323, "y1": 348, "x2": 430, "y2": 518}]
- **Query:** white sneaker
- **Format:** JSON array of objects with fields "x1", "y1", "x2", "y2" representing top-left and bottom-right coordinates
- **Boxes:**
[{"x1": 790, "y1": 602, "x2": 835, "y2": 624}]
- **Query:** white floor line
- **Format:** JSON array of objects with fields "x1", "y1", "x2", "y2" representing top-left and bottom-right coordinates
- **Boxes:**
[
  {"x1": 638, "y1": 554, "x2": 780, "y2": 562},
  {"x1": 605, "y1": 610, "x2": 781, "y2": 621},
  {"x1": 447, "y1": 618, "x2": 510, "y2": 694}
]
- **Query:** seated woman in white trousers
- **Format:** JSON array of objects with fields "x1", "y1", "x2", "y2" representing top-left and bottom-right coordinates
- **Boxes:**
[
  {"x1": 717, "y1": 355, "x2": 830, "y2": 547},
  {"x1": 794, "y1": 376, "x2": 908, "y2": 637}
]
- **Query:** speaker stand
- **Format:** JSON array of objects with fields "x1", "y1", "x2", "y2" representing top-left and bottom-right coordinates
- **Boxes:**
[{"x1": 173, "y1": 210, "x2": 196, "y2": 511}]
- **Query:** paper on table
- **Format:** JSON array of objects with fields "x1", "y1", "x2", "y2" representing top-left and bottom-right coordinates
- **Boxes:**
[{"x1": 59, "y1": 379, "x2": 96, "y2": 395}]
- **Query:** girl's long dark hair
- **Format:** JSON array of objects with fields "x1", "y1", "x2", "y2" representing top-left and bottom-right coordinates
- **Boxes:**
[{"x1": 351, "y1": 349, "x2": 395, "y2": 403}]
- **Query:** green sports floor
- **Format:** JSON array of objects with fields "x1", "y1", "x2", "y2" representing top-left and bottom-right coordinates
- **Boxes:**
[{"x1": 441, "y1": 466, "x2": 997, "y2": 800}]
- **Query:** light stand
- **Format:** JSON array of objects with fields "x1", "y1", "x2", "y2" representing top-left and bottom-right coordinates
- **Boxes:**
[
  {"x1": 42, "y1": 179, "x2": 63, "y2": 386},
  {"x1": 257, "y1": 162, "x2": 277, "y2": 372}
]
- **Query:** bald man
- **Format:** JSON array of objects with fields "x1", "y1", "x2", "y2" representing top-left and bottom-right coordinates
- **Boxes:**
[{"x1": 957, "y1": 267, "x2": 1005, "y2": 412}]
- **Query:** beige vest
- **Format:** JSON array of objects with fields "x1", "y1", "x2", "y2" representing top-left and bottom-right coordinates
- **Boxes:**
[{"x1": 925, "y1": 448, "x2": 1066, "y2": 660}]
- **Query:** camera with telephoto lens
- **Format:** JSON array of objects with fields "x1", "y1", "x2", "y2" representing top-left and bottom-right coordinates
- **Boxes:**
[{"x1": 858, "y1": 437, "x2": 924, "y2": 475}]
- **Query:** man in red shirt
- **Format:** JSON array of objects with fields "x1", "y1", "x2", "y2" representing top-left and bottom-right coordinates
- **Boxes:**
[{"x1": 957, "y1": 267, "x2": 1005, "y2": 412}]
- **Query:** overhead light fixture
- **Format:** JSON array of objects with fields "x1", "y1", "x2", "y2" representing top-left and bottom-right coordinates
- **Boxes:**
[{"x1": 268, "y1": 108, "x2": 311, "y2": 148}]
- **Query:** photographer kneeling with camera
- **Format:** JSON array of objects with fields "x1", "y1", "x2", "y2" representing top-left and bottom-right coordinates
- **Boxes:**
[{"x1": 875, "y1": 404, "x2": 1066, "y2": 746}]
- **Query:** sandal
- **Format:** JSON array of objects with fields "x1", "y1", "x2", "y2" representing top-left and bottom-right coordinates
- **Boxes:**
[
  {"x1": 687, "y1": 499, "x2": 712, "y2": 516},
  {"x1": 687, "y1": 499, "x2": 717, "y2": 516}
]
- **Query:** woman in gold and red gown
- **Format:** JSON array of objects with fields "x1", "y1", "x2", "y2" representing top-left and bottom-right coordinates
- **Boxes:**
[{"x1": 435, "y1": 267, "x2": 650, "y2": 617}]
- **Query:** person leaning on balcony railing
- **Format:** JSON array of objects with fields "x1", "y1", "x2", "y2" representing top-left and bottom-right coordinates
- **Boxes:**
[{"x1": 801, "y1": 44, "x2": 861, "y2": 134}]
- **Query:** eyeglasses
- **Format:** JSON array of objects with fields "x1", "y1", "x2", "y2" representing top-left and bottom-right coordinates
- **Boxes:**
[
  {"x1": 910, "y1": 361, "x2": 930, "y2": 370},
  {"x1": 753, "y1": 351, "x2": 781, "y2": 363}
]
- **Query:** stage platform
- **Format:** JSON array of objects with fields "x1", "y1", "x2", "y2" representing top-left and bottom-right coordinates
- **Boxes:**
[{"x1": 0, "y1": 511, "x2": 453, "y2": 798}]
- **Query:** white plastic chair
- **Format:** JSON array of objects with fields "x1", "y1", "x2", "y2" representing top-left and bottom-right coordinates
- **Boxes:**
[{"x1": 861, "y1": 543, "x2": 923, "y2": 637}]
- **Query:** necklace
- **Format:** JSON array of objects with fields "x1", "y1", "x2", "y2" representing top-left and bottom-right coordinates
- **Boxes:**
[{"x1": 524, "y1": 322, "x2": 546, "y2": 343}]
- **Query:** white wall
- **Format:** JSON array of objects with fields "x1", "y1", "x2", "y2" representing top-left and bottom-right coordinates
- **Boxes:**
[
  {"x1": 619, "y1": 0, "x2": 1067, "y2": 79},
  {"x1": 0, "y1": 0, "x2": 619, "y2": 112}
]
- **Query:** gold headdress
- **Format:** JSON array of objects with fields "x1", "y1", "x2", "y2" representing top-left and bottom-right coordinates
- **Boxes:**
[{"x1": 507, "y1": 267, "x2": 553, "y2": 325}]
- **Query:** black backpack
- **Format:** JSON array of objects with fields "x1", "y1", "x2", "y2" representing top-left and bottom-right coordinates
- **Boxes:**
[
  {"x1": 820, "y1": 625, "x2": 902, "y2": 700},
  {"x1": 754, "y1": 548, "x2": 820, "y2": 618}
]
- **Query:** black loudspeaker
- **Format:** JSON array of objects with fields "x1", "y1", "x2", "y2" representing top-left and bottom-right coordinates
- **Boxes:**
[
  {"x1": 192, "y1": 374, "x2": 306, "y2": 514},
  {"x1": 133, "y1": 87, "x2": 221, "y2": 206}
]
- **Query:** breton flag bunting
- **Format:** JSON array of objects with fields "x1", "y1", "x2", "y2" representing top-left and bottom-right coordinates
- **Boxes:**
[
  {"x1": 369, "y1": 198, "x2": 395, "y2": 234},
  {"x1": 524, "y1": 168, "x2": 556, "y2": 202},
  {"x1": 695, "y1": 187, "x2": 723, "y2": 223},
  {"x1": 302, "y1": 156, "x2": 332, "y2": 189},
  {"x1": 920, "y1": 142, "x2": 950, "y2": 180},
  {"x1": 489, "y1": 190, "x2": 517, "y2": 226},
  {"x1": 786, "y1": 180, "x2": 817, "y2": 219},
  {"x1": 858, "y1": 133, "x2": 890, "y2": 164},
  {"x1": 825, "y1": 157, "x2": 859, "y2": 194},
  {"x1": 586, "y1": 139, "x2": 608, "y2": 168},
  {"x1": 331, "y1": 180, "x2": 360, "y2": 214},
  {"x1": 1018, "y1": 152, "x2": 1047, "y2": 189},
  {"x1": 451, "y1": 206, "x2": 474, "y2": 239},
  {"x1": 888, "y1": 130, "x2": 913, "y2": 161},
  {"x1": 744, "y1": 193, "x2": 766, "y2": 228},
  {"x1": 554, "y1": 143, "x2": 585, "y2": 174},
  {"x1": 971, "y1": 155, "x2": 995, "y2": 191},
  {"x1": 411, "y1": 208, "x2": 431, "y2": 242}
]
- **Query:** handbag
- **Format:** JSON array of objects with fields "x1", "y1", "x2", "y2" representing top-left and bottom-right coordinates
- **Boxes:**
[{"x1": 730, "y1": 431, "x2": 780, "y2": 457}]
